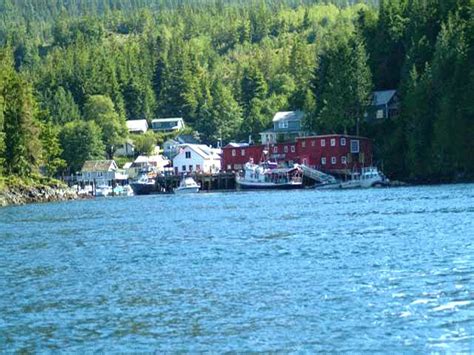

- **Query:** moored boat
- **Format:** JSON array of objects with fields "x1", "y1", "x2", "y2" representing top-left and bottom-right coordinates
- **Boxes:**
[
  {"x1": 236, "y1": 160, "x2": 303, "y2": 190},
  {"x1": 174, "y1": 177, "x2": 200, "y2": 194},
  {"x1": 130, "y1": 169, "x2": 157, "y2": 195},
  {"x1": 340, "y1": 167, "x2": 389, "y2": 189}
]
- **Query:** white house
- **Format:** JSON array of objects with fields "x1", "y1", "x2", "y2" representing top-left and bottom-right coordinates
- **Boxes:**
[
  {"x1": 151, "y1": 117, "x2": 185, "y2": 132},
  {"x1": 126, "y1": 119, "x2": 148, "y2": 134},
  {"x1": 77, "y1": 160, "x2": 128, "y2": 186},
  {"x1": 173, "y1": 144, "x2": 221, "y2": 174},
  {"x1": 163, "y1": 134, "x2": 200, "y2": 158},
  {"x1": 115, "y1": 139, "x2": 135, "y2": 157}
]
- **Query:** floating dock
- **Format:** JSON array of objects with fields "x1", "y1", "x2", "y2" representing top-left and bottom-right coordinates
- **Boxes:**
[{"x1": 156, "y1": 173, "x2": 236, "y2": 193}]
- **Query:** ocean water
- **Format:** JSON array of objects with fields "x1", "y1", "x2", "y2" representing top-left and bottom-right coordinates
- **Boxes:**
[{"x1": 0, "y1": 184, "x2": 473, "y2": 352}]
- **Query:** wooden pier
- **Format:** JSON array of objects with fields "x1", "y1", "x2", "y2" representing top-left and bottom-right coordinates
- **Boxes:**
[{"x1": 156, "y1": 172, "x2": 236, "y2": 193}]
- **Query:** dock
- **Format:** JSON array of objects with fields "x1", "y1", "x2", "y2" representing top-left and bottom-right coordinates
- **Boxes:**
[{"x1": 156, "y1": 172, "x2": 236, "y2": 193}]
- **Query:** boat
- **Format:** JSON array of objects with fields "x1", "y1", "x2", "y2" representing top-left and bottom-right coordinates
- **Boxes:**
[
  {"x1": 236, "y1": 160, "x2": 303, "y2": 190},
  {"x1": 95, "y1": 184, "x2": 112, "y2": 197},
  {"x1": 130, "y1": 169, "x2": 157, "y2": 195},
  {"x1": 174, "y1": 177, "x2": 200, "y2": 194},
  {"x1": 339, "y1": 167, "x2": 389, "y2": 189}
]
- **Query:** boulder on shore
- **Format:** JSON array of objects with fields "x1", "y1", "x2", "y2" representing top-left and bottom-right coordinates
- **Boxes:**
[{"x1": 0, "y1": 185, "x2": 81, "y2": 207}]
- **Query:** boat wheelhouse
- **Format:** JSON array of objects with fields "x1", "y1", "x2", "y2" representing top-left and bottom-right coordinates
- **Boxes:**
[{"x1": 236, "y1": 160, "x2": 303, "y2": 190}]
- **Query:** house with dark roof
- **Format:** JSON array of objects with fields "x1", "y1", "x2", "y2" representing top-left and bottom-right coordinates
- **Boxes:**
[
  {"x1": 151, "y1": 117, "x2": 185, "y2": 132},
  {"x1": 365, "y1": 90, "x2": 400, "y2": 122},
  {"x1": 259, "y1": 111, "x2": 309, "y2": 144}
]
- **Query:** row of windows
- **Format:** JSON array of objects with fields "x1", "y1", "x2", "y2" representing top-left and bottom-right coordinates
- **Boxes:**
[
  {"x1": 301, "y1": 137, "x2": 347, "y2": 148},
  {"x1": 181, "y1": 164, "x2": 201, "y2": 172},
  {"x1": 321, "y1": 156, "x2": 347, "y2": 165},
  {"x1": 230, "y1": 139, "x2": 359, "y2": 157}
]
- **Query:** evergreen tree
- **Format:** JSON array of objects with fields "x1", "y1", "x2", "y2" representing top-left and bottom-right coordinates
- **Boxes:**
[
  {"x1": 83, "y1": 95, "x2": 128, "y2": 158},
  {"x1": 59, "y1": 120, "x2": 105, "y2": 173}
]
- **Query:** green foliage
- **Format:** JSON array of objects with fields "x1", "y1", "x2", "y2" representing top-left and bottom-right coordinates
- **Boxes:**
[
  {"x1": 132, "y1": 131, "x2": 157, "y2": 155},
  {"x1": 59, "y1": 120, "x2": 105, "y2": 173},
  {"x1": 84, "y1": 95, "x2": 128, "y2": 158},
  {"x1": 310, "y1": 32, "x2": 372, "y2": 134},
  {"x1": 40, "y1": 122, "x2": 66, "y2": 176},
  {"x1": 0, "y1": 0, "x2": 472, "y2": 182}
]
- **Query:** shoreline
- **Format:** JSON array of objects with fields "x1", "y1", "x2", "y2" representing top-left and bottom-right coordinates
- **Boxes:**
[{"x1": 0, "y1": 184, "x2": 83, "y2": 207}]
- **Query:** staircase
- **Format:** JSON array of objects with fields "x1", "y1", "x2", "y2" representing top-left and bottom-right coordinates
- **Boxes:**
[{"x1": 299, "y1": 165, "x2": 337, "y2": 184}]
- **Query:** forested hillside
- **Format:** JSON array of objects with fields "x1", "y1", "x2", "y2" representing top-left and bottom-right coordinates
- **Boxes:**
[{"x1": 0, "y1": 0, "x2": 472, "y2": 182}]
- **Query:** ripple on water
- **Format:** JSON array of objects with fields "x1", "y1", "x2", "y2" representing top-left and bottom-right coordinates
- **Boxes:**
[{"x1": 0, "y1": 184, "x2": 473, "y2": 352}]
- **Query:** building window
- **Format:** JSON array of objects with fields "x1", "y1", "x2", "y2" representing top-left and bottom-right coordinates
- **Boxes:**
[
  {"x1": 189, "y1": 165, "x2": 193, "y2": 171},
  {"x1": 182, "y1": 165, "x2": 186, "y2": 172},
  {"x1": 350, "y1": 140, "x2": 360, "y2": 153},
  {"x1": 376, "y1": 109, "x2": 384, "y2": 119},
  {"x1": 273, "y1": 146, "x2": 278, "y2": 153},
  {"x1": 284, "y1": 146, "x2": 288, "y2": 153},
  {"x1": 278, "y1": 120, "x2": 288, "y2": 129},
  {"x1": 185, "y1": 151, "x2": 191, "y2": 159},
  {"x1": 312, "y1": 140, "x2": 316, "y2": 147},
  {"x1": 330, "y1": 138, "x2": 336, "y2": 147},
  {"x1": 341, "y1": 138, "x2": 346, "y2": 146},
  {"x1": 321, "y1": 139, "x2": 326, "y2": 147},
  {"x1": 241, "y1": 149, "x2": 245, "y2": 156},
  {"x1": 291, "y1": 145, "x2": 295, "y2": 153},
  {"x1": 341, "y1": 156, "x2": 347, "y2": 164},
  {"x1": 232, "y1": 149, "x2": 236, "y2": 157},
  {"x1": 321, "y1": 157, "x2": 326, "y2": 165},
  {"x1": 227, "y1": 164, "x2": 232, "y2": 170},
  {"x1": 303, "y1": 158, "x2": 308, "y2": 165},
  {"x1": 331, "y1": 157, "x2": 336, "y2": 165},
  {"x1": 302, "y1": 141, "x2": 306, "y2": 148}
]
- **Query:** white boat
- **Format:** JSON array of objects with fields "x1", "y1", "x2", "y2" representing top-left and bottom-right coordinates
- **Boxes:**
[
  {"x1": 340, "y1": 167, "x2": 389, "y2": 189},
  {"x1": 174, "y1": 177, "x2": 200, "y2": 194},
  {"x1": 95, "y1": 184, "x2": 112, "y2": 197},
  {"x1": 236, "y1": 160, "x2": 303, "y2": 190}
]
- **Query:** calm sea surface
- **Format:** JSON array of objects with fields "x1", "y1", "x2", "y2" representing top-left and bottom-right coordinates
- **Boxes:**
[{"x1": 1, "y1": 184, "x2": 473, "y2": 352}]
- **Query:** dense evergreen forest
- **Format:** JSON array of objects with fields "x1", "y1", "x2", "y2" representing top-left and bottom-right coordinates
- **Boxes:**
[{"x1": 0, "y1": 0, "x2": 472, "y2": 183}]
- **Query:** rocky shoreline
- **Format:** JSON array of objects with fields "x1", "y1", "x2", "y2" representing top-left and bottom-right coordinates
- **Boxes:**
[{"x1": 0, "y1": 185, "x2": 82, "y2": 207}]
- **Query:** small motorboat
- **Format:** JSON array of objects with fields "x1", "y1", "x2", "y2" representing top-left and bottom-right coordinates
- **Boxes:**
[
  {"x1": 174, "y1": 177, "x2": 200, "y2": 194},
  {"x1": 340, "y1": 167, "x2": 389, "y2": 189}
]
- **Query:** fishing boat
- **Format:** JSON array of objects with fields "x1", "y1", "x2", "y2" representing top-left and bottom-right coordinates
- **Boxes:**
[
  {"x1": 340, "y1": 167, "x2": 389, "y2": 189},
  {"x1": 130, "y1": 169, "x2": 157, "y2": 195},
  {"x1": 174, "y1": 177, "x2": 200, "y2": 194},
  {"x1": 236, "y1": 160, "x2": 303, "y2": 190}
]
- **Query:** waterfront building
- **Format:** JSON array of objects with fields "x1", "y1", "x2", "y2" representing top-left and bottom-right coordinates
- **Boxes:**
[
  {"x1": 76, "y1": 160, "x2": 128, "y2": 186},
  {"x1": 222, "y1": 134, "x2": 373, "y2": 175},
  {"x1": 114, "y1": 139, "x2": 135, "y2": 157},
  {"x1": 172, "y1": 144, "x2": 221, "y2": 174},
  {"x1": 163, "y1": 134, "x2": 200, "y2": 159}
]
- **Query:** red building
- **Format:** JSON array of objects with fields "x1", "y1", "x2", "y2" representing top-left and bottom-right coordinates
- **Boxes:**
[
  {"x1": 222, "y1": 134, "x2": 373, "y2": 174},
  {"x1": 297, "y1": 135, "x2": 372, "y2": 174}
]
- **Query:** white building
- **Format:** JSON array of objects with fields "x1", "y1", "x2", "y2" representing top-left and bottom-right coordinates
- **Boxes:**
[
  {"x1": 126, "y1": 119, "x2": 148, "y2": 134},
  {"x1": 151, "y1": 118, "x2": 185, "y2": 132},
  {"x1": 173, "y1": 144, "x2": 221, "y2": 174},
  {"x1": 77, "y1": 160, "x2": 128, "y2": 186}
]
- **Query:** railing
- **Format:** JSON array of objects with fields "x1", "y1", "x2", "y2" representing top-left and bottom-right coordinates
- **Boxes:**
[{"x1": 299, "y1": 165, "x2": 337, "y2": 184}]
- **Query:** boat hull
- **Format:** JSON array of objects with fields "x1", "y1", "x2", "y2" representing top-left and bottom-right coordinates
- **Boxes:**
[
  {"x1": 130, "y1": 182, "x2": 157, "y2": 195},
  {"x1": 236, "y1": 180, "x2": 303, "y2": 190},
  {"x1": 174, "y1": 187, "x2": 200, "y2": 194}
]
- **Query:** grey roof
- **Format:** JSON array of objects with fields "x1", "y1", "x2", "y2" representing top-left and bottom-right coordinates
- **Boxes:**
[
  {"x1": 272, "y1": 111, "x2": 304, "y2": 122},
  {"x1": 81, "y1": 160, "x2": 116, "y2": 172},
  {"x1": 176, "y1": 134, "x2": 200, "y2": 144},
  {"x1": 372, "y1": 90, "x2": 397, "y2": 106}
]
